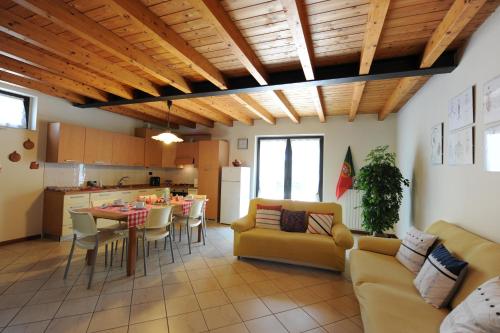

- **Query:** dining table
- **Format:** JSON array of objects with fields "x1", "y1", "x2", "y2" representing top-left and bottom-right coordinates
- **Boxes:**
[{"x1": 79, "y1": 199, "x2": 198, "y2": 276}]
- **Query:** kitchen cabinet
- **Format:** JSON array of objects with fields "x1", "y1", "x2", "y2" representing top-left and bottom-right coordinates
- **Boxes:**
[
  {"x1": 46, "y1": 122, "x2": 86, "y2": 163},
  {"x1": 135, "y1": 128, "x2": 163, "y2": 168},
  {"x1": 175, "y1": 142, "x2": 198, "y2": 166},
  {"x1": 84, "y1": 128, "x2": 114, "y2": 165},
  {"x1": 162, "y1": 143, "x2": 177, "y2": 168},
  {"x1": 197, "y1": 140, "x2": 229, "y2": 220},
  {"x1": 112, "y1": 134, "x2": 145, "y2": 167}
]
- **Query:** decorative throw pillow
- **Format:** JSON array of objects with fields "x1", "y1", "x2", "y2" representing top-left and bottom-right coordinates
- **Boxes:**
[
  {"x1": 255, "y1": 204, "x2": 282, "y2": 230},
  {"x1": 307, "y1": 213, "x2": 334, "y2": 236},
  {"x1": 414, "y1": 244, "x2": 468, "y2": 308},
  {"x1": 396, "y1": 227, "x2": 438, "y2": 274},
  {"x1": 440, "y1": 276, "x2": 500, "y2": 333},
  {"x1": 280, "y1": 209, "x2": 307, "y2": 232}
]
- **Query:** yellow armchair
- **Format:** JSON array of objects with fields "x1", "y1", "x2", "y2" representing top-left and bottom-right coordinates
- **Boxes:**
[{"x1": 357, "y1": 236, "x2": 401, "y2": 256}]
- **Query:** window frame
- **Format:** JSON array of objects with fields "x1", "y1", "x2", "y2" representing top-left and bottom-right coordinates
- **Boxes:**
[
  {"x1": 256, "y1": 135, "x2": 324, "y2": 202},
  {"x1": 0, "y1": 88, "x2": 35, "y2": 130}
]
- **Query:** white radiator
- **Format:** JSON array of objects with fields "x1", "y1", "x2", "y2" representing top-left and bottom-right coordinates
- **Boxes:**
[{"x1": 339, "y1": 189, "x2": 364, "y2": 232}]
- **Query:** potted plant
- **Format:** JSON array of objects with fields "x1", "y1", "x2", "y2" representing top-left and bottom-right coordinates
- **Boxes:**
[{"x1": 354, "y1": 145, "x2": 409, "y2": 236}]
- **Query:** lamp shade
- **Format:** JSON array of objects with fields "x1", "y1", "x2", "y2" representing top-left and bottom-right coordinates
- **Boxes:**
[{"x1": 151, "y1": 132, "x2": 184, "y2": 144}]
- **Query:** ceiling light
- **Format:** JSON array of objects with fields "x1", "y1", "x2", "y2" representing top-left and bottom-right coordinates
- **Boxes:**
[{"x1": 151, "y1": 100, "x2": 184, "y2": 145}]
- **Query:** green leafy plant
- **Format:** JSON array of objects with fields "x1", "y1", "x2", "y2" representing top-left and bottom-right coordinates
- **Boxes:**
[{"x1": 354, "y1": 145, "x2": 409, "y2": 235}]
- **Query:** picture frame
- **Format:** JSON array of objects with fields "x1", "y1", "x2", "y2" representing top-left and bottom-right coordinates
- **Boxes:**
[
  {"x1": 431, "y1": 123, "x2": 443, "y2": 165},
  {"x1": 483, "y1": 74, "x2": 500, "y2": 124},
  {"x1": 448, "y1": 127, "x2": 474, "y2": 165},
  {"x1": 237, "y1": 138, "x2": 248, "y2": 150},
  {"x1": 484, "y1": 124, "x2": 500, "y2": 172},
  {"x1": 448, "y1": 86, "x2": 475, "y2": 131}
]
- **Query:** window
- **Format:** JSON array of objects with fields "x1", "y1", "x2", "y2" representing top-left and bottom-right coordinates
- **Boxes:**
[
  {"x1": 256, "y1": 136, "x2": 324, "y2": 201},
  {"x1": 0, "y1": 89, "x2": 32, "y2": 129}
]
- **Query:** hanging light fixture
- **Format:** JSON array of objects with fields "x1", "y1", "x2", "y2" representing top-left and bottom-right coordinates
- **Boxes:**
[{"x1": 151, "y1": 100, "x2": 184, "y2": 144}]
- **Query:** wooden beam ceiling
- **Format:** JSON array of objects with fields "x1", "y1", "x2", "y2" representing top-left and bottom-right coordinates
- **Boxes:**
[
  {"x1": 190, "y1": 0, "x2": 300, "y2": 123},
  {"x1": 101, "y1": 106, "x2": 180, "y2": 128},
  {"x1": 11, "y1": 0, "x2": 191, "y2": 93},
  {"x1": 280, "y1": 0, "x2": 325, "y2": 122},
  {"x1": 200, "y1": 97, "x2": 254, "y2": 126},
  {"x1": 230, "y1": 94, "x2": 276, "y2": 125},
  {"x1": 379, "y1": 0, "x2": 487, "y2": 120},
  {"x1": 173, "y1": 99, "x2": 234, "y2": 127},
  {"x1": 350, "y1": 0, "x2": 390, "y2": 122}
]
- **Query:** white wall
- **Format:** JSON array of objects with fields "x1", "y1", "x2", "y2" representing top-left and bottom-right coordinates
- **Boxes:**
[
  {"x1": 396, "y1": 9, "x2": 500, "y2": 242},
  {"x1": 207, "y1": 115, "x2": 398, "y2": 202}
]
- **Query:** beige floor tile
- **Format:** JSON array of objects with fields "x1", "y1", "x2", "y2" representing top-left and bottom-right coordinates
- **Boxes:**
[
  {"x1": 240, "y1": 270, "x2": 269, "y2": 284},
  {"x1": 210, "y1": 265, "x2": 238, "y2": 277},
  {"x1": 233, "y1": 298, "x2": 271, "y2": 321},
  {"x1": 93, "y1": 327, "x2": 128, "y2": 333},
  {"x1": 66, "y1": 283, "x2": 103, "y2": 300},
  {"x1": 303, "y1": 301, "x2": 347, "y2": 325},
  {"x1": 164, "y1": 282, "x2": 194, "y2": 299},
  {"x1": 210, "y1": 322, "x2": 249, "y2": 333},
  {"x1": 205, "y1": 257, "x2": 229, "y2": 268},
  {"x1": 287, "y1": 287, "x2": 324, "y2": 307},
  {"x1": 168, "y1": 310, "x2": 208, "y2": 333},
  {"x1": 191, "y1": 277, "x2": 221, "y2": 293},
  {"x1": 196, "y1": 290, "x2": 230, "y2": 309},
  {"x1": 248, "y1": 280, "x2": 282, "y2": 297},
  {"x1": 323, "y1": 318, "x2": 364, "y2": 333},
  {"x1": 132, "y1": 286, "x2": 164, "y2": 305},
  {"x1": 129, "y1": 300, "x2": 166, "y2": 324},
  {"x1": 45, "y1": 313, "x2": 92, "y2": 333},
  {"x1": 202, "y1": 304, "x2": 241, "y2": 330},
  {"x1": 10, "y1": 302, "x2": 60, "y2": 325},
  {"x1": 216, "y1": 274, "x2": 246, "y2": 288},
  {"x1": 55, "y1": 295, "x2": 98, "y2": 318},
  {"x1": 304, "y1": 328, "x2": 328, "y2": 333},
  {"x1": 87, "y1": 307, "x2": 130, "y2": 332},
  {"x1": 28, "y1": 287, "x2": 70, "y2": 306},
  {"x1": 261, "y1": 293, "x2": 298, "y2": 313},
  {"x1": 101, "y1": 279, "x2": 134, "y2": 295},
  {"x1": 162, "y1": 271, "x2": 189, "y2": 285},
  {"x1": 134, "y1": 275, "x2": 162, "y2": 289},
  {"x1": 327, "y1": 296, "x2": 360, "y2": 317},
  {"x1": 0, "y1": 292, "x2": 34, "y2": 310},
  {"x1": 244, "y1": 315, "x2": 288, "y2": 333},
  {"x1": 2, "y1": 320, "x2": 50, "y2": 333},
  {"x1": 95, "y1": 291, "x2": 132, "y2": 311},
  {"x1": 223, "y1": 284, "x2": 257, "y2": 303},
  {"x1": 276, "y1": 308, "x2": 319, "y2": 333},
  {"x1": 183, "y1": 261, "x2": 208, "y2": 271},
  {"x1": 4, "y1": 279, "x2": 45, "y2": 295},
  {"x1": 129, "y1": 318, "x2": 169, "y2": 333},
  {"x1": 350, "y1": 315, "x2": 363, "y2": 328},
  {"x1": 274, "y1": 276, "x2": 304, "y2": 292},
  {"x1": 186, "y1": 268, "x2": 214, "y2": 281},
  {"x1": 166, "y1": 295, "x2": 200, "y2": 317}
]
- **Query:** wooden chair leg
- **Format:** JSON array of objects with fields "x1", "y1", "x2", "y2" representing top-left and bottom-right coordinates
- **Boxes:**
[
  {"x1": 142, "y1": 230, "x2": 147, "y2": 276},
  {"x1": 187, "y1": 223, "x2": 192, "y2": 255},
  {"x1": 87, "y1": 241, "x2": 99, "y2": 289},
  {"x1": 178, "y1": 224, "x2": 182, "y2": 242},
  {"x1": 110, "y1": 242, "x2": 114, "y2": 267},
  {"x1": 121, "y1": 238, "x2": 125, "y2": 267},
  {"x1": 169, "y1": 234, "x2": 174, "y2": 263},
  {"x1": 64, "y1": 237, "x2": 76, "y2": 279},
  {"x1": 105, "y1": 244, "x2": 108, "y2": 267}
]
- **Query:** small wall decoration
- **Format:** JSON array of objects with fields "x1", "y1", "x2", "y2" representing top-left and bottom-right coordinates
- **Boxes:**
[
  {"x1": 431, "y1": 123, "x2": 443, "y2": 165},
  {"x1": 23, "y1": 138, "x2": 34, "y2": 150},
  {"x1": 237, "y1": 138, "x2": 248, "y2": 150},
  {"x1": 448, "y1": 127, "x2": 474, "y2": 165},
  {"x1": 8, "y1": 151, "x2": 21, "y2": 162},
  {"x1": 448, "y1": 86, "x2": 474, "y2": 131},
  {"x1": 29, "y1": 161, "x2": 39, "y2": 170},
  {"x1": 484, "y1": 124, "x2": 500, "y2": 172},
  {"x1": 483, "y1": 74, "x2": 500, "y2": 124}
]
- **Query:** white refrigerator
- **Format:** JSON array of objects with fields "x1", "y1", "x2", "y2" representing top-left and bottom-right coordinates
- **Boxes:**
[{"x1": 220, "y1": 167, "x2": 251, "y2": 225}]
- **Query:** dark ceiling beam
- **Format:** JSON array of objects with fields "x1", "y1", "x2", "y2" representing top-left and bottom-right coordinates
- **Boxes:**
[{"x1": 75, "y1": 52, "x2": 457, "y2": 108}]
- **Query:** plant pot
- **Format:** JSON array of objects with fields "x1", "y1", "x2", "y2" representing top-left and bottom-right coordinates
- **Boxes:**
[{"x1": 372, "y1": 232, "x2": 387, "y2": 238}]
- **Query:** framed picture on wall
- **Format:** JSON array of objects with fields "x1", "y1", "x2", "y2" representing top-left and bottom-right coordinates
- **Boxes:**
[
  {"x1": 483, "y1": 75, "x2": 500, "y2": 124},
  {"x1": 431, "y1": 123, "x2": 443, "y2": 165},
  {"x1": 237, "y1": 138, "x2": 248, "y2": 150},
  {"x1": 448, "y1": 86, "x2": 475, "y2": 131},
  {"x1": 484, "y1": 124, "x2": 500, "y2": 171},
  {"x1": 448, "y1": 127, "x2": 474, "y2": 165}
]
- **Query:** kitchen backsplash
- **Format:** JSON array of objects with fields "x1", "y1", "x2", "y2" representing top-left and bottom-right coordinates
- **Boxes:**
[{"x1": 43, "y1": 163, "x2": 198, "y2": 187}]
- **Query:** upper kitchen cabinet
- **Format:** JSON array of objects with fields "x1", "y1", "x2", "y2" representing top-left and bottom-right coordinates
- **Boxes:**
[
  {"x1": 46, "y1": 122, "x2": 86, "y2": 163},
  {"x1": 175, "y1": 142, "x2": 198, "y2": 166},
  {"x1": 112, "y1": 133, "x2": 145, "y2": 167},
  {"x1": 135, "y1": 128, "x2": 163, "y2": 168},
  {"x1": 198, "y1": 140, "x2": 229, "y2": 169},
  {"x1": 162, "y1": 143, "x2": 177, "y2": 168},
  {"x1": 84, "y1": 128, "x2": 113, "y2": 165}
]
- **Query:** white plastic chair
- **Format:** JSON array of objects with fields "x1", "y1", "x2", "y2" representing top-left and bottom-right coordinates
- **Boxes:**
[
  {"x1": 174, "y1": 199, "x2": 205, "y2": 254},
  {"x1": 64, "y1": 211, "x2": 127, "y2": 289},
  {"x1": 137, "y1": 206, "x2": 174, "y2": 275}
]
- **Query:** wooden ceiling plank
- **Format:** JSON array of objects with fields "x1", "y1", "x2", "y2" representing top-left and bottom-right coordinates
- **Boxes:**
[
  {"x1": 0, "y1": 9, "x2": 161, "y2": 96},
  {"x1": 174, "y1": 99, "x2": 234, "y2": 127},
  {"x1": 145, "y1": 101, "x2": 214, "y2": 128},
  {"x1": 101, "y1": 105, "x2": 180, "y2": 128},
  {"x1": 0, "y1": 54, "x2": 109, "y2": 101},
  {"x1": 349, "y1": 82, "x2": 366, "y2": 121},
  {"x1": 378, "y1": 77, "x2": 419, "y2": 120},
  {"x1": 0, "y1": 69, "x2": 86, "y2": 104},
  {"x1": 420, "y1": 0, "x2": 487, "y2": 68},
  {"x1": 11, "y1": 0, "x2": 192, "y2": 93},
  {"x1": 230, "y1": 94, "x2": 276, "y2": 125},
  {"x1": 271, "y1": 90, "x2": 300, "y2": 124},
  {"x1": 0, "y1": 33, "x2": 134, "y2": 99},
  {"x1": 281, "y1": 0, "x2": 325, "y2": 122},
  {"x1": 126, "y1": 103, "x2": 196, "y2": 128},
  {"x1": 200, "y1": 96, "x2": 254, "y2": 126},
  {"x1": 108, "y1": 0, "x2": 227, "y2": 90}
]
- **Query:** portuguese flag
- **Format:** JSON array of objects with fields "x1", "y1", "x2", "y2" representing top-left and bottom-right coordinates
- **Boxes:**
[{"x1": 336, "y1": 146, "x2": 355, "y2": 199}]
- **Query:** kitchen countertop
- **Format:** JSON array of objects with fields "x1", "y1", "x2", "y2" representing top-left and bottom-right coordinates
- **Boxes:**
[{"x1": 45, "y1": 183, "x2": 196, "y2": 194}]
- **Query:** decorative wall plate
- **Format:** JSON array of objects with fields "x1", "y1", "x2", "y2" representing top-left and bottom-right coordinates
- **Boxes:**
[
  {"x1": 8, "y1": 151, "x2": 21, "y2": 162},
  {"x1": 30, "y1": 161, "x2": 39, "y2": 169},
  {"x1": 23, "y1": 139, "x2": 35, "y2": 150}
]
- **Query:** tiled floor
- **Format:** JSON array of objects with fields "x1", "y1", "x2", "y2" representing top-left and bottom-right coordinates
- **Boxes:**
[{"x1": 0, "y1": 223, "x2": 363, "y2": 333}]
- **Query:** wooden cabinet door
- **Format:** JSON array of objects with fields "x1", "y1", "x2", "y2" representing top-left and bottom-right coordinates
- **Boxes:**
[
  {"x1": 48, "y1": 123, "x2": 86, "y2": 163},
  {"x1": 84, "y1": 128, "x2": 113, "y2": 165},
  {"x1": 198, "y1": 167, "x2": 220, "y2": 220},
  {"x1": 198, "y1": 141, "x2": 219, "y2": 169},
  {"x1": 175, "y1": 142, "x2": 197, "y2": 164},
  {"x1": 112, "y1": 133, "x2": 129, "y2": 166},
  {"x1": 130, "y1": 137, "x2": 145, "y2": 167},
  {"x1": 162, "y1": 143, "x2": 177, "y2": 168},
  {"x1": 145, "y1": 138, "x2": 163, "y2": 168}
]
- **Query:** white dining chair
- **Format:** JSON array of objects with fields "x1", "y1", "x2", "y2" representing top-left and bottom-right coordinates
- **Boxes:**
[
  {"x1": 137, "y1": 206, "x2": 174, "y2": 275},
  {"x1": 64, "y1": 210, "x2": 127, "y2": 289},
  {"x1": 173, "y1": 199, "x2": 205, "y2": 254}
]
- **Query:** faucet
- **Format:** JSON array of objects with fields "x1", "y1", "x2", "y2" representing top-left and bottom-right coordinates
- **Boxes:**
[{"x1": 117, "y1": 176, "x2": 129, "y2": 187}]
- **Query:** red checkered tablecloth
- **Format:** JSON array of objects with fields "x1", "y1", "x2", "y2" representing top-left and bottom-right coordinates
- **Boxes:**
[{"x1": 95, "y1": 205, "x2": 150, "y2": 228}]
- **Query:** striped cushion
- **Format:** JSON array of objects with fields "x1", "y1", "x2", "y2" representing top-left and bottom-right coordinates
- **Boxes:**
[
  {"x1": 307, "y1": 213, "x2": 334, "y2": 236},
  {"x1": 414, "y1": 244, "x2": 468, "y2": 308},
  {"x1": 396, "y1": 227, "x2": 438, "y2": 274},
  {"x1": 441, "y1": 276, "x2": 500, "y2": 333},
  {"x1": 255, "y1": 205, "x2": 282, "y2": 230}
]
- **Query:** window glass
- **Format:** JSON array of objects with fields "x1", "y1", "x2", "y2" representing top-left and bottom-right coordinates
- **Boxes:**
[
  {"x1": 291, "y1": 138, "x2": 321, "y2": 201},
  {"x1": 257, "y1": 139, "x2": 287, "y2": 199},
  {"x1": 0, "y1": 91, "x2": 29, "y2": 129}
]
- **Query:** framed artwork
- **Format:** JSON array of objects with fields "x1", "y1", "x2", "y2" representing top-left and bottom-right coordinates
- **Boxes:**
[
  {"x1": 431, "y1": 123, "x2": 443, "y2": 165},
  {"x1": 448, "y1": 127, "x2": 474, "y2": 165},
  {"x1": 448, "y1": 86, "x2": 474, "y2": 131},
  {"x1": 484, "y1": 124, "x2": 500, "y2": 172},
  {"x1": 237, "y1": 138, "x2": 248, "y2": 150},
  {"x1": 483, "y1": 75, "x2": 500, "y2": 124}
]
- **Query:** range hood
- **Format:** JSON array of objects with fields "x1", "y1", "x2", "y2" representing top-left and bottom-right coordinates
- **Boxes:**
[{"x1": 175, "y1": 157, "x2": 194, "y2": 166}]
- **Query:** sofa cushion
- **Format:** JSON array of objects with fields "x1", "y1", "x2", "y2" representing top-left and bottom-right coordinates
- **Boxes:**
[
  {"x1": 307, "y1": 213, "x2": 334, "y2": 236},
  {"x1": 396, "y1": 227, "x2": 438, "y2": 274},
  {"x1": 255, "y1": 204, "x2": 281, "y2": 230},
  {"x1": 356, "y1": 282, "x2": 449, "y2": 333},
  {"x1": 280, "y1": 209, "x2": 308, "y2": 232}
]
